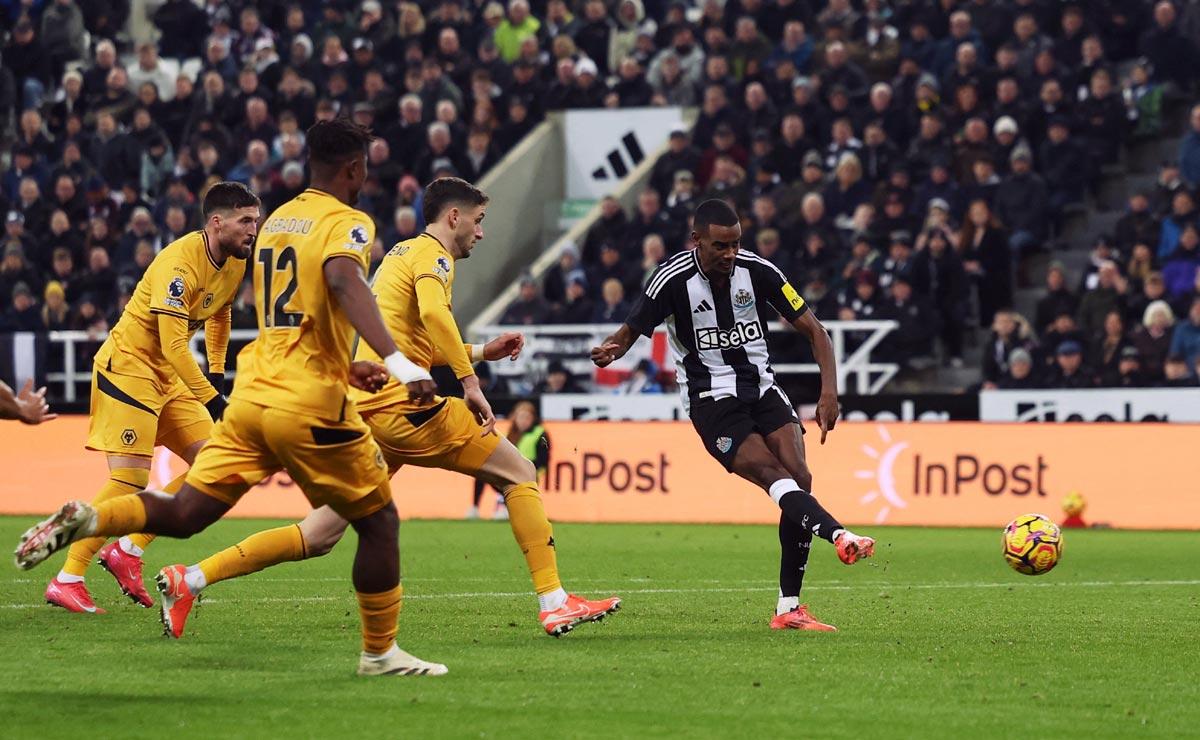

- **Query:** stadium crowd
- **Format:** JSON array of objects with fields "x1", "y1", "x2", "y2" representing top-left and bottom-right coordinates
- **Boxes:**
[{"x1": 1, "y1": 0, "x2": 1199, "y2": 388}]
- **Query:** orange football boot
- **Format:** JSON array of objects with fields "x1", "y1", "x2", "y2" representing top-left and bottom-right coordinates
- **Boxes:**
[
  {"x1": 539, "y1": 594, "x2": 621, "y2": 636},
  {"x1": 835, "y1": 531, "x2": 875, "y2": 565},
  {"x1": 155, "y1": 564, "x2": 197, "y2": 638},
  {"x1": 770, "y1": 604, "x2": 837, "y2": 631}
]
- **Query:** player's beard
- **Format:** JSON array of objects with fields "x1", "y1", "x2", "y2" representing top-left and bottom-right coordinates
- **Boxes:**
[{"x1": 223, "y1": 235, "x2": 254, "y2": 260}]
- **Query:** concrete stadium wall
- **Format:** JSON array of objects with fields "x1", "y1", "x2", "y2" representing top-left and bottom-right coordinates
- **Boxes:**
[
  {"x1": 467, "y1": 109, "x2": 698, "y2": 336},
  {"x1": 453, "y1": 118, "x2": 564, "y2": 325}
]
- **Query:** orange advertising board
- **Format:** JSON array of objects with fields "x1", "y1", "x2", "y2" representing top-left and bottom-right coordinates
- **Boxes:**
[{"x1": 1, "y1": 418, "x2": 1197, "y2": 529}]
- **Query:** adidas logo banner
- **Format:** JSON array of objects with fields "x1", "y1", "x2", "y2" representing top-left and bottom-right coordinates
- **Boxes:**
[{"x1": 565, "y1": 107, "x2": 685, "y2": 199}]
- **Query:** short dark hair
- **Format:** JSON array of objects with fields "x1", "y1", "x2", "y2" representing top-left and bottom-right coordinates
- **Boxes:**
[
  {"x1": 306, "y1": 118, "x2": 373, "y2": 179},
  {"x1": 422, "y1": 177, "x2": 489, "y2": 224},
  {"x1": 693, "y1": 199, "x2": 739, "y2": 234},
  {"x1": 202, "y1": 181, "x2": 260, "y2": 218}
]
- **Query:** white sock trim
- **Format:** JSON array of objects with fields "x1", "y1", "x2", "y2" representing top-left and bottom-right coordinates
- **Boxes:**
[
  {"x1": 56, "y1": 571, "x2": 84, "y2": 584},
  {"x1": 184, "y1": 564, "x2": 207, "y2": 593},
  {"x1": 538, "y1": 587, "x2": 568, "y2": 612},
  {"x1": 117, "y1": 536, "x2": 144, "y2": 557},
  {"x1": 768, "y1": 478, "x2": 800, "y2": 505},
  {"x1": 776, "y1": 596, "x2": 799, "y2": 615}
]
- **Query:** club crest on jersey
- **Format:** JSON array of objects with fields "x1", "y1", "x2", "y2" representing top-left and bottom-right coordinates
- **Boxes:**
[
  {"x1": 695, "y1": 320, "x2": 763, "y2": 350},
  {"x1": 733, "y1": 288, "x2": 754, "y2": 309},
  {"x1": 164, "y1": 276, "x2": 186, "y2": 309},
  {"x1": 715, "y1": 436, "x2": 733, "y2": 453}
]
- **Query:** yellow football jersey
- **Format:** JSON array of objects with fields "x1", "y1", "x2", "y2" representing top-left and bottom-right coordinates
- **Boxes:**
[
  {"x1": 96, "y1": 230, "x2": 245, "y2": 392},
  {"x1": 353, "y1": 233, "x2": 459, "y2": 413},
  {"x1": 231, "y1": 188, "x2": 375, "y2": 420}
]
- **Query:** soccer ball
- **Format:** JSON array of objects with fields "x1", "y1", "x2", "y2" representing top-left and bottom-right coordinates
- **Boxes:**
[{"x1": 1002, "y1": 514, "x2": 1063, "y2": 576}]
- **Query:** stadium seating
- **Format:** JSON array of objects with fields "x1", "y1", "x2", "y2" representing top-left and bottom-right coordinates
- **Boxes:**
[{"x1": 2, "y1": 0, "x2": 1200, "y2": 400}]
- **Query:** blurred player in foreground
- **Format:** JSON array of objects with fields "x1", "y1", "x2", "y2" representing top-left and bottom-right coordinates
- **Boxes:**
[
  {"x1": 150, "y1": 177, "x2": 620, "y2": 640},
  {"x1": 44, "y1": 182, "x2": 257, "y2": 614},
  {"x1": 592, "y1": 199, "x2": 874, "y2": 632},
  {"x1": 0, "y1": 379, "x2": 55, "y2": 424},
  {"x1": 16, "y1": 119, "x2": 446, "y2": 676}
]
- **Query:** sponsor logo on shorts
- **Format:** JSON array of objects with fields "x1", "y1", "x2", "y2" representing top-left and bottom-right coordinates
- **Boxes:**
[
  {"x1": 695, "y1": 320, "x2": 763, "y2": 350},
  {"x1": 733, "y1": 288, "x2": 754, "y2": 309},
  {"x1": 164, "y1": 276, "x2": 186, "y2": 309},
  {"x1": 715, "y1": 436, "x2": 733, "y2": 453},
  {"x1": 121, "y1": 429, "x2": 138, "y2": 446}
]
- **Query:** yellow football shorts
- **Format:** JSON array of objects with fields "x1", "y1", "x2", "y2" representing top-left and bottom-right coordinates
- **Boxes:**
[
  {"x1": 187, "y1": 398, "x2": 392, "y2": 521},
  {"x1": 363, "y1": 397, "x2": 500, "y2": 476},
  {"x1": 86, "y1": 368, "x2": 211, "y2": 458}
]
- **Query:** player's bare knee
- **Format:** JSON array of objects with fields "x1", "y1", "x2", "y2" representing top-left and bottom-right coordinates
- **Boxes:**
[
  {"x1": 794, "y1": 469, "x2": 813, "y2": 492},
  {"x1": 304, "y1": 530, "x2": 342, "y2": 557},
  {"x1": 511, "y1": 456, "x2": 537, "y2": 487},
  {"x1": 760, "y1": 465, "x2": 794, "y2": 490},
  {"x1": 299, "y1": 512, "x2": 347, "y2": 557}
]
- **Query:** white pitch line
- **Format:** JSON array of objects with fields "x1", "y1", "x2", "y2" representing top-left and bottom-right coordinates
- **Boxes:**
[{"x1": 2, "y1": 579, "x2": 1196, "y2": 610}]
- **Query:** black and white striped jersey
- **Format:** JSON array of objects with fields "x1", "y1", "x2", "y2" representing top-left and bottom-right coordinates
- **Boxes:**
[{"x1": 625, "y1": 248, "x2": 809, "y2": 413}]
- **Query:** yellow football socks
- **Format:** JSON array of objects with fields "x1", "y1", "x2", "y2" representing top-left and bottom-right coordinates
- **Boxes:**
[
  {"x1": 92, "y1": 493, "x2": 148, "y2": 538},
  {"x1": 126, "y1": 471, "x2": 188, "y2": 551},
  {"x1": 198, "y1": 524, "x2": 307, "y2": 586},
  {"x1": 503, "y1": 482, "x2": 562, "y2": 595},
  {"x1": 62, "y1": 467, "x2": 150, "y2": 577},
  {"x1": 356, "y1": 585, "x2": 403, "y2": 654}
]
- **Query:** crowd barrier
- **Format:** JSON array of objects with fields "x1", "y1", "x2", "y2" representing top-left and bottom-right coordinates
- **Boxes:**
[{"x1": 2, "y1": 418, "x2": 1195, "y2": 530}]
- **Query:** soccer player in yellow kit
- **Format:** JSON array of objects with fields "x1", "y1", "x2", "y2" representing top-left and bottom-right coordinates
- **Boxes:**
[
  {"x1": 43, "y1": 182, "x2": 258, "y2": 614},
  {"x1": 16, "y1": 119, "x2": 447, "y2": 677},
  {"x1": 144, "y1": 177, "x2": 621, "y2": 640}
]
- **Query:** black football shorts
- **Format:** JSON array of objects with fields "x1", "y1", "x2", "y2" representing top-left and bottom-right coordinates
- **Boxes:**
[{"x1": 689, "y1": 386, "x2": 803, "y2": 472}]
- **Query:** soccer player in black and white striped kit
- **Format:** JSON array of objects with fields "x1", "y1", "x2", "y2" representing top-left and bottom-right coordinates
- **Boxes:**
[{"x1": 591, "y1": 199, "x2": 875, "y2": 631}]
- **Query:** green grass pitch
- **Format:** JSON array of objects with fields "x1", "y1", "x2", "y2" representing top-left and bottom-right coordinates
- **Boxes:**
[{"x1": 0, "y1": 518, "x2": 1195, "y2": 738}]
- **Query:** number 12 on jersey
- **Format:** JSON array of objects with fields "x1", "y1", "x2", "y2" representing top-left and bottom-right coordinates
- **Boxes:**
[{"x1": 257, "y1": 246, "x2": 303, "y2": 328}]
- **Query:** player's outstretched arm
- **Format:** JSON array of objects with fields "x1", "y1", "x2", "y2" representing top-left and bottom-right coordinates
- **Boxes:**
[
  {"x1": 590, "y1": 324, "x2": 637, "y2": 368},
  {"x1": 0, "y1": 379, "x2": 56, "y2": 424},
  {"x1": 791, "y1": 311, "x2": 839, "y2": 444},
  {"x1": 429, "y1": 332, "x2": 524, "y2": 368},
  {"x1": 324, "y1": 256, "x2": 436, "y2": 404},
  {"x1": 480, "y1": 331, "x2": 524, "y2": 361}
]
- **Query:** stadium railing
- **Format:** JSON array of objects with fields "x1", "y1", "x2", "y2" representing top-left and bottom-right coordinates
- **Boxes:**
[
  {"x1": 470, "y1": 321, "x2": 899, "y2": 395},
  {"x1": 44, "y1": 329, "x2": 260, "y2": 402},
  {"x1": 42, "y1": 320, "x2": 896, "y2": 401}
]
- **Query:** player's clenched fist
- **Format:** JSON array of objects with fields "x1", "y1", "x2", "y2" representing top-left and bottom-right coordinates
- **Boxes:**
[
  {"x1": 590, "y1": 342, "x2": 620, "y2": 368},
  {"x1": 349, "y1": 361, "x2": 389, "y2": 393}
]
